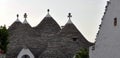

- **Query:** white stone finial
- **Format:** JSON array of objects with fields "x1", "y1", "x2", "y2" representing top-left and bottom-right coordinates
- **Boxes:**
[
  {"x1": 24, "y1": 13, "x2": 27, "y2": 19},
  {"x1": 45, "y1": 13, "x2": 52, "y2": 17},
  {"x1": 23, "y1": 19, "x2": 28, "y2": 24},
  {"x1": 68, "y1": 13, "x2": 72, "y2": 19},
  {"x1": 17, "y1": 14, "x2": 19, "y2": 18},
  {"x1": 47, "y1": 9, "x2": 50, "y2": 13},
  {"x1": 45, "y1": 9, "x2": 52, "y2": 17},
  {"x1": 15, "y1": 14, "x2": 20, "y2": 22},
  {"x1": 67, "y1": 19, "x2": 72, "y2": 24},
  {"x1": 23, "y1": 13, "x2": 28, "y2": 24},
  {"x1": 67, "y1": 13, "x2": 72, "y2": 24}
]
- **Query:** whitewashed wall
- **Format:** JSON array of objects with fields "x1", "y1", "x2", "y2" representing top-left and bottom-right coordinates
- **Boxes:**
[{"x1": 90, "y1": 0, "x2": 120, "y2": 58}]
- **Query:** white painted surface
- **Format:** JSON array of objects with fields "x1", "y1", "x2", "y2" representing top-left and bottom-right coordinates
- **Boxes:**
[
  {"x1": 15, "y1": 19, "x2": 21, "y2": 22},
  {"x1": 90, "y1": 0, "x2": 120, "y2": 58},
  {"x1": 67, "y1": 19, "x2": 72, "y2": 24},
  {"x1": 45, "y1": 13, "x2": 51, "y2": 17},
  {"x1": 23, "y1": 19, "x2": 28, "y2": 24},
  {"x1": 17, "y1": 48, "x2": 34, "y2": 58}
]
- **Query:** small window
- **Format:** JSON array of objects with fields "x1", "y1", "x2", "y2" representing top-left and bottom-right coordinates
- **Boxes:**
[
  {"x1": 114, "y1": 17, "x2": 117, "y2": 26},
  {"x1": 22, "y1": 55, "x2": 30, "y2": 58},
  {"x1": 72, "y1": 38, "x2": 78, "y2": 41}
]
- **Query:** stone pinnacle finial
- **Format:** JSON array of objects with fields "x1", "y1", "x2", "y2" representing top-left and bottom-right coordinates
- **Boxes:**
[
  {"x1": 47, "y1": 9, "x2": 50, "y2": 13},
  {"x1": 17, "y1": 14, "x2": 19, "y2": 19},
  {"x1": 23, "y1": 13, "x2": 28, "y2": 24},
  {"x1": 24, "y1": 13, "x2": 27, "y2": 19},
  {"x1": 67, "y1": 13, "x2": 72, "y2": 24},
  {"x1": 45, "y1": 9, "x2": 51, "y2": 17},
  {"x1": 15, "y1": 14, "x2": 20, "y2": 22},
  {"x1": 68, "y1": 13, "x2": 72, "y2": 19}
]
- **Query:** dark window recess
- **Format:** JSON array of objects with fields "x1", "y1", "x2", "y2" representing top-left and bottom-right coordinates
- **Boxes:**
[
  {"x1": 72, "y1": 38, "x2": 78, "y2": 41},
  {"x1": 22, "y1": 55, "x2": 30, "y2": 58},
  {"x1": 114, "y1": 17, "x2": 117, "y2": 26}
]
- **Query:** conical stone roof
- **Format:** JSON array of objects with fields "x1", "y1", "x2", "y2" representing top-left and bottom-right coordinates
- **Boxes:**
[
  {"x1": 8, "y1": 14, "x2": 22, "y2": 31},
  {"x1": 39, "y1": 48, "x2": 66, "y2": 58},
  {"x1": 8, "y1": 21, "x2": 22, "y2": 31},
  {"x1": 58, "y1": 18, "x2": 93, "y2": 57},
  {"x1": 35, "y1": 9, "x2": 61, "y2": 35},
  {"x1": 23, "y1": 19, "x2": 28, "y2": 24},
  {"x1": 59, "y1": 13, "x2": 93, "y2": 47},
  {"x1": 60, "y1": 13, "x2": 80, "y2": 34},
  {"x1": 60, "y1": 20, "x2": 80, "y2": 33},
  {"x1": 7, "y1": 22, "x2": 47, "y2": 58},
  {"x1": 7, "y1": 12, "x2": 93, "y2": 58},
  {"x1": 7, "y1": 14, "x2": 47, "y2": 58},
  {"x1": 8, "y1": 14, "x2": 23, "y2": 37}
]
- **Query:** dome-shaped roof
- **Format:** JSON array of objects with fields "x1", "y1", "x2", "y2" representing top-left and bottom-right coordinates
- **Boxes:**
[
  {"x1": 35, "y1": 9, "x2": 61, "y2": 35},
  {"x1": 39, "y1": 48, "x2": 66, "y2": 58}
]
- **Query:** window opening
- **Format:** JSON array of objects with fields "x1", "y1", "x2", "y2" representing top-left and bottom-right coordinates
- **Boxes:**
[
  {"x1": 114, "y1": 17, "x2": 117, "y2": 26},
  {"x1": 22, "y1": 55, "x2": 30, "y2": 58},
  {"x1": 72, "y1": 38, "x2": 78, "y2": 41}
]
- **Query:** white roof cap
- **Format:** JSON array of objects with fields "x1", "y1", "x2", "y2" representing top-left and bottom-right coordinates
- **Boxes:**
[
  {"x1": 67, "y1": 19, "x2": 72, "y2": 24},
  {"x1": 67, "y1": 13, "x2": 72, "y2": 24},
  {"x1": 15, "y1": 14, "x2": 21, "y2": 22},
  {"x1": 23, "y1": 19, "x2": 28, "y2": 24},
  {"x1": 45, "y1": 13, "x2": 52, "y2": 17},
  {"x1": 15, "y1": 19, "x2": 20, "y2": 22},
  {"x1": 45, "y1": 9, "x2": 52, "y2": 17},
  {"x1": 23, "y1": 13, "x2": 28, "y2": 24}
]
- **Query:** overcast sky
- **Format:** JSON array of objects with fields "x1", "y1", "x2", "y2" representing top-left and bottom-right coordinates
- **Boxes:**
[{"x1": 0, "y1": 0, "x2": 109, "y2": 42}]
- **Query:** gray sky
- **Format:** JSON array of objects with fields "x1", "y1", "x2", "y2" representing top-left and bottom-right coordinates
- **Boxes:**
[{"x1": 0, "y1": 0, "x2": 109, "y2": 42}]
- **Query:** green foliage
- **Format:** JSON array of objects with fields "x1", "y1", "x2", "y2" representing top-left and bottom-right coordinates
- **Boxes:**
[
  {"x1": 0, "y1": 25, "x2": 9, "y2": 54},
  {"x1": 75, "y1": 48, "x2": 89, "y2": 58}
]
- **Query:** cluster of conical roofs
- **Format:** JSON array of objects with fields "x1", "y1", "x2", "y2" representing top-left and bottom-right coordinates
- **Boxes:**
[
  {"x1": 13, "y1": 9, "x2": 73, "y2": 27},
  {"x1": 7, "y1": 9, "x2": 93, "y2": 58}
]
